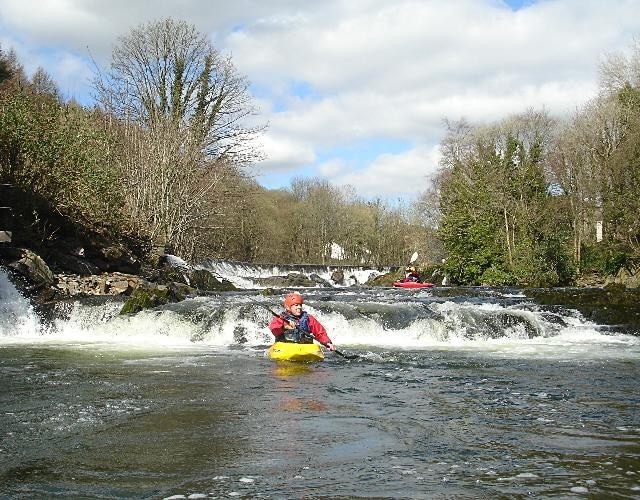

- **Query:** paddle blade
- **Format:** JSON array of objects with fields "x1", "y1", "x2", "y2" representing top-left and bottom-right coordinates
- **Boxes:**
[
  {"x1": 334, "y1": 349, "x2": 359, "y2": 360},
  {"x1": 410, "y1": 251, "x2": 418, "y2": 263}
]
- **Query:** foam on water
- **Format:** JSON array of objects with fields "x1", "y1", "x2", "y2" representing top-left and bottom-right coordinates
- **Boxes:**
[
  {"x1": 1, "y1": 268, "x2": 639, "y2": 360},
  {"x1": 0, "y1": 270, "x2": 42, "y2": 337},
  {"x1": 198, "y1": 259, "x2": 387, "y2": 288}
]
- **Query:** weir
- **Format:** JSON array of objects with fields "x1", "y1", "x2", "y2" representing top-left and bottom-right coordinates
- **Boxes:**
[
  {"x1": 1, "y1": 265, "x2": 627, "y2": 354},
  {"x1": 197, "y1": 258, "x2": 393, "y2": 288}
]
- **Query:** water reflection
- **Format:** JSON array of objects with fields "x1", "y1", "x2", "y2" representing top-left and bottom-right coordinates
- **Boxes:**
[{"x1": 271, "y1": 361, "x2": 314, "y2": 378}]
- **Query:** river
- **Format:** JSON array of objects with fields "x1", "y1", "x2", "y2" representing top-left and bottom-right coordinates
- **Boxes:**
[{"x1": 1, "y1": 270, "x2": 639, "y2": 498}]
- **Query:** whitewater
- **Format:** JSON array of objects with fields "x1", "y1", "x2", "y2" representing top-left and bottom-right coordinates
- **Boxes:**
[{"x1": 1, "y1": 266, "x2": 639, "y2": 498}]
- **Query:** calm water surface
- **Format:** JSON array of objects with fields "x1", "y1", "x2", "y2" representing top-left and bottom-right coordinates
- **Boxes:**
[{"x1": 1, "y1": 343, "x2": 639, "y2": 499}]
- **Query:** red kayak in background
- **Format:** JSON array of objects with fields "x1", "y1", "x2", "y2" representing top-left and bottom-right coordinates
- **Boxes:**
[{"x1": 393, "y1": 281, "x2": 434, "y2": 289}]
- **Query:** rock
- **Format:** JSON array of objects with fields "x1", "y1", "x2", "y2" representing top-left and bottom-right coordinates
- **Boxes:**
[
  {"x1": 109, "y1": 279, "x2": 132, "y2": 295},
  {"x1": 367, "y1": 270, "x2": 402, "y2": 286},
  {"x1": 98, "y1": 245, "x2": 141, "y2": 274},
  {"x1": 9, "y1": 249, "x2": 55, "y2": 288},
  {"x1": 284, "y1": 272, "x2": 315, "y2": 286},
  {"x1": 309, "y1": 273, "x2": 332, "y2": 287},
  {"x1": 189, "y1": 269, "x2": 236, "y2": 291},
  {"x1": 52, "y1": 272, "x2": 140, "y2": 298},
  {"x1": 120, "y1": 285, "x2": 169, "y2": 314},
  {"x1": 253, "y1": 272, "x2": 317, "y2": 287},
  {"x1": 604, "y1": 265, "x2": 640, "y2": 288},
  {"x1": 52, "y1": 253, "x2": 101, "y2": 276},
  {"x1": 119, "y1": 281, "x2": 195, "y2": 315},
  {"x1": 331, "y1": 269, "x2": 344, "y2": 284},
  {"x1": 98, "y1": 277, "x2": 108, "y2": 294},
  {"x1": 526, "y1": 286, "x2": 640, "y2": 334}
]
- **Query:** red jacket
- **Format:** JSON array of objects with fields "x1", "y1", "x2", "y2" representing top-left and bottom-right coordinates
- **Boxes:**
[{"x1": 269, "y1": 312, "x2": 332, "y2": 345}]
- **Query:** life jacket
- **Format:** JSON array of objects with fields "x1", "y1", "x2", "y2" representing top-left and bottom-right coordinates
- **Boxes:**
[{"x1": 279, "y1": 311, "x2": 312, "y2": 343}]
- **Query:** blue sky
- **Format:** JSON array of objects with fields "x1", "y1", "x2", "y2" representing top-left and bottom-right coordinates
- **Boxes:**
[{"x1": 1, "y1": 0, "x2": 639, "y2": 201}]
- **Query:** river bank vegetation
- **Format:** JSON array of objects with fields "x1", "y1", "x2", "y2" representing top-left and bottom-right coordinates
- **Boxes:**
[{"x1": 1, "y1": 19, "x2": 638, "y2": 288}]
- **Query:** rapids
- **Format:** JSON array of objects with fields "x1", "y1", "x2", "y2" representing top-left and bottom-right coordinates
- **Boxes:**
[{"x1": 1, "y1": 268, "x2": 639, "y2": 498}]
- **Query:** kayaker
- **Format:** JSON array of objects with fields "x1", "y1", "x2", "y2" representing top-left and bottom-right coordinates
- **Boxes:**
[
  {"x1": 402, "y1": 266, "x2": 421, "y2": 283},
  {"x1": 269, "y1": 292, "x2": 336, "y2": 351}
]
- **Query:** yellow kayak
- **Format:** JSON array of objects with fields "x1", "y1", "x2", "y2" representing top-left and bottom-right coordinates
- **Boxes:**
[{"x1": 267, "y1": 342, "x2": 324, "y2": 363}]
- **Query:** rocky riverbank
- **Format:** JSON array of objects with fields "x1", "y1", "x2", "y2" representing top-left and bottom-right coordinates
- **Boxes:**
[
  {"x1": 0, "y1": 245, "x2": 236, "y2": 315},
  {"x1": 2, "y1": 243, "x2": 640, "y2": 334}
]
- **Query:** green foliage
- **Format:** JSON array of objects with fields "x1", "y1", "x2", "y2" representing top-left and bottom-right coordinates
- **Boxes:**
[
  {"x1": 581, "y1": 242, "x2": 634, "y2": 276},
  {"x1": 480, "y1": 265, "x2": 514, "y2": 286},
  {"x1": 440, "y1": 200, "x2": 503, "y2": 284},
  {"x1": 437, "y1": 111, "x2": 575, "y2": 287},
  {"x1": 0, "y1": 90, "x2": 125, "y2": 233},
  {"x1": 0, "y1": 52, "x2": 11, "y2": 83}
]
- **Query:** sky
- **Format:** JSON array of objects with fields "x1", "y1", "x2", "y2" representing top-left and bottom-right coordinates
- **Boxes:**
[{"x1": 1, "y1": 0, "x2": 639, "y2": 202}]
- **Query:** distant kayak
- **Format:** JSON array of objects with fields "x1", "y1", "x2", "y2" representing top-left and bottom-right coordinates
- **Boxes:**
[
  {"x1": 392, "y1": 281, "x2": 435, "y2": 289},
  {"x1": 267, "y1": 341, "x2": 325, "y2": 362}
]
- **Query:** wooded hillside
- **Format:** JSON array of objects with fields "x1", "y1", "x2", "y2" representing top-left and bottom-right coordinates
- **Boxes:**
[
  {"x1": 0, "y1": 21, "x2": 437, "y2": 271},
  {"x1": 1, "y1": 22, "x2": 638, "y2": 287}
]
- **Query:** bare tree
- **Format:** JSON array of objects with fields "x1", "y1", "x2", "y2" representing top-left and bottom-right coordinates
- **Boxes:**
[
  {"x1": 115, "y1": 120, "x2": 231, "y2": 250},
  {"x1": 93, "y1": 18, "x2": 264, "y2": 254},
  {"x1": 95, "y1": 18, "x2": 263, "y2": 166},
  {"x1": 598, "y1": 38, "x2": 640, "y2": 98}
]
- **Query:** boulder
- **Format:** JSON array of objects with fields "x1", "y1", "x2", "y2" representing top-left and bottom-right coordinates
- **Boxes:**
[
  {"x1": 98, "y1": 245, "x2": 141, "y2": 274},
  {"x1": 189, "y1": 269, "x2": 236, "y2": 291},
  {"x1": 9, "y1": 249, "x2": 55, "y2": 288},
  {"x1": 309, "y1": 273, "x2": 332, "y2": 287},
  {"x1": 331, "y1": 269, "x2": 345, "y2": 285},
  {"x1": 120, "y1": 281, "x2": 195, "y2": 315},
  {"x1": 254, "y1": 272, "x2": 317, "y2": 288},
  {"x1": 367, "y1": 270, "x2": 402, "y2": 286},
  {"x1": 109, "y1": 279, "x2": 132, "y2": 295},
  {"x1": 604, "y1": 265, "x2": 640, "y2": 288}
]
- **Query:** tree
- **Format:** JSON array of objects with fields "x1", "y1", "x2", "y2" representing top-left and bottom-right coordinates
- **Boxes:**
[
  {"x1": 0, "y1": 90, "x2": 125, "y2": 236},
  {"x1": 437, "y1": 112, "x2": 571, "y2": 286},
  {"x1": 0, "y1": 48, "x2": 27, "y2": 92},
  {"x1": 289, "y1": 177, "x2": 346, "y2": 264},
  {"x1": 0, "y1": 45, "x2": 11, "y2": 84},
  {"x1": 93, "y1": 18, "x2": 264, "y2": 254},
  {"x1": 546, "y1": 100, "x2": 618, "y2": 272},
  {"x1": 94, "y1": 18, "x2": 262, "y2": 166},
  {"x1": 30, "y1": 66, "x2": 60, "y2": 100},
  {"x1": 597, "y1": 45, "x2": 640, "y2": 256},
  {"x1": 550, "y1": 41, "x2": 640, "y2": 276}
]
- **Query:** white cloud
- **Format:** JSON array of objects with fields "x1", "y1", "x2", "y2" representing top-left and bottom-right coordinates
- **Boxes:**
[
  {"x1": 321, "y1": 144, "x2": 442, "y2": 200},
  {"x1": 259, "y1": 133, "x2": 316, "y2": 171},
  {"x1": 1, "y1": 0, "x2": 639, "y2": 200}
]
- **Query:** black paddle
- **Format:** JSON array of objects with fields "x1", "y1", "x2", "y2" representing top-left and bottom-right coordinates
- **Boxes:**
[{"x1": 263, "y1": 305, "x2": 359, "y2": 360}]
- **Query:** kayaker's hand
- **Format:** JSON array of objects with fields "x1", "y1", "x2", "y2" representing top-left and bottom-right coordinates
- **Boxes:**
[
  {"x1": 326, "y1": 342, "x2": 336, "y2": 351},
  {"x1": 284, "y1": 321, "x2": 295, "y2": 330}
]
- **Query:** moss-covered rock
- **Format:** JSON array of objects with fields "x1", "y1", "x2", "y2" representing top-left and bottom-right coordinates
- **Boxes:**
[
  {"x1": 189, "y1": 269, "x2": 236, "y2": 291},
  {"x1": 119, "y1": 281, "x2": 194, "y2": 315},
  {"x1": 525, "y1": 286, "x2": 640, "y2": 334},
  {"x1": 366, "y1": 269, "x2": 405, "y2": 286},
  {"x1": 120, "y1": 286, "x2": 169, "y2": 315}
]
